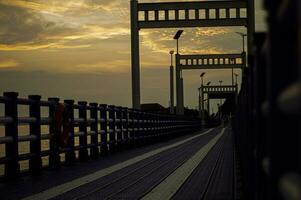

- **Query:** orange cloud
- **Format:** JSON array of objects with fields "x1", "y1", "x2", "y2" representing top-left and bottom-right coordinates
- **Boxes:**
[{"x1": 0, "y1": 59, "x2": 20, "y2": 68}]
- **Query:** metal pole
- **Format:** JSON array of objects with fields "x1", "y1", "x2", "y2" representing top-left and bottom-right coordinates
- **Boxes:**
[
  {"x1": 176, "y1": 54, "x2": 181, "y2": 114},
  {"x1": 232, "y1": 66, "x2": 234, "y2": 86},
  {"x1": 177, "y1": 39, "x2": 179, "y2": 54},
  {"x1": 198, "y1": 88, "x2": 201, "y2": 116},
  {"x1": 170, "y1": 65, "x2": 174, "y2": 114},
  {"x1": 207, "y1": 98, "x2": 210, "y2": 116},
  {"x1": 131, "y1": 0, "x2": 140, "y2": 109},
  {"x1": 247, "y1": 0, "x2": 255, "y2": 66},
  {"x1": 180, "y1": 77, "x2": 184, "y2": 114}
]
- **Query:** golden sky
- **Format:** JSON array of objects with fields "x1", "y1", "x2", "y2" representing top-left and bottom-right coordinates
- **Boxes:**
[{"x1": 0, "y1": 0, "x2": 266, "y2": 109}]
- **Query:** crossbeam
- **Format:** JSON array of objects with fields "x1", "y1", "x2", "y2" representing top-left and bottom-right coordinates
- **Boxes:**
[
  {"x1": 202, "y1": 85, "x2": 237, "y2": 99},
  {"x1": 179, "y1": 53, "x2": 244, "y2": 70},
  {"x1": 202, "y1": 85, "x2": 237, "y2": 94},
  {"x1": 138, "y1": 1, "x2": 247, "y2": 29}
]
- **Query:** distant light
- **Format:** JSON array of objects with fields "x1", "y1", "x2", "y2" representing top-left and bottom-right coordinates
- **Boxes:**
[{"x1": 174, "y1": 30, "x2": 184, "y2": 40}]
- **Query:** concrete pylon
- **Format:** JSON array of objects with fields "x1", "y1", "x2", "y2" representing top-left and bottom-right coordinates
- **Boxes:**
[
  {"x1": 176, "y1": 54, "x2": 184, "y2": 114},
  {"x1": 130, "y1": 0, "x2": 140, "y2": 109}
]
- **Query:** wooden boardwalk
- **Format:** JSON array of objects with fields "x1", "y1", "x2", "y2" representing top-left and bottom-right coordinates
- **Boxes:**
[{"x1": 1, "y1": 127, "x2": 236, "y2": 200}]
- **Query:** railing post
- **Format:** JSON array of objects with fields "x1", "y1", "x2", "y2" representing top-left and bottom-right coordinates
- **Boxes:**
[
  {"x1": 108, "y1": 105, "x2": 116, "y2": 153},
  {"x1": 89, "y1": 103, "x2": 99, "y2": 159},
  {"x1": 99, "y1": 104, "x2": 108, "y2": 156},
  {"x1": 123, "y1": 107, "x2": 129, "y2": 149},
  {"x1": 116, "y1": 106, "x2": 123, "y2": 151},
  {"x1": 4, "y1": 92, "x2": 20, "y2": 180},
  {"x1": 64, "y1": 100, "x2": 76, "y2": 166},
  {"x1": 28, "y1": 95, "x2": 42, "y2": 175},
  {"x1": 129, "y1": 109, "x2": 135, "y2": 147},
  {"x1": 135, "y1": 110, "x2": 141, "y2": 146},
  {"x1": 78, "y1": 101, "x2": 88, "y2": 162},
  {"x1": 48, "y1": 97, "x2": 61, "y2": 170}
]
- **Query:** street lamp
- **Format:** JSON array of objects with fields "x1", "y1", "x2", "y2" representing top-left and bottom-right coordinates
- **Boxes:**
[
  {"x1": 169, "y1": 50, "x2": 175, "y2": 114},
  {"x1": 174, "y1": 30, "x2": 184, "y2": 114},
  {"x1": 174, "y1": 30, "x2": 184, "y2": 54},
  {"x1": 235, "y1": 32, "x2": 247, "y2": 52},
  {"x1": 200, "y1": 72, "x2": 205, "y2": 86}
]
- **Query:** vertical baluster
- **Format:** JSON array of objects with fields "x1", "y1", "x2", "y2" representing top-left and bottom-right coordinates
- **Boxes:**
[
  {"x1": 134, "y1": 110, "x2": 139, "y2": 146},
  {"x1": 123, "y1": 108, "x2": 129, "y2": 148},
  {"x1": 226, "y1": 8, "x2": 230, "y2": 18},
  {"x1": 78, "y1": 101, "x2": 88, "y2": 162},
  {"x1": 205, "y1": 9, "x2": 209, "y2": 19},
  {"x1": 116, "y1": 106, "x2": 123, "y2": 151},
  {"x1": 64, "y1": 100, "x2": 75, "y2": 166},
  {"x1": 129, "y1": 109, "x2": 135, "y2": 147},
  {"x1": 89, "y1": 103, "x2": 99, "y2": 159},
  {"x1": 175, "y1": 9, "x2": 179, "y2": 20},
  {"x1": 195, "y1": 9, "x2": 199, "y2": 20},
  {"x1": 99, "y1": 104, "x2": 108, "y2": 156},
  {"x1": 155, "y1": 10, "x2": 159, "y2": 21},
  {"x1": 28, "y1": 95, "x2": 42, "y2": 175},
  {"x1": 185, "y1": 9, "x2": 189, "y2": 20},
  {"x1": 108, "y1": 105, "x2": 116, "y2": 153},
  {"x1": 4, "y1": 92, "x2": 19, "y2": 180},
  {"x1": 145, "y1": 11, "x2": 149, "y2": 21},
  {"x1": 142, "y1": 112, "x2": 149, "y2": 144},
  {"x1": 236, "y1": 8, "x2": 240, "y2": 18},
  {"x1": 48, "y1": 97, "x2": 60, "y2": 170},
  {"x1": 165, "y1": 10, "x2": 169, "y2": 20},
  {"x1": 216, "y1": 8, "x2": 220, "y2": 19}
]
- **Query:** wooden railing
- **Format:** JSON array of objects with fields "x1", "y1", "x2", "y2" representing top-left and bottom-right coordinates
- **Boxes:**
[{"x1": 0, "y1": 92, "x2": 201, "y2": 180}]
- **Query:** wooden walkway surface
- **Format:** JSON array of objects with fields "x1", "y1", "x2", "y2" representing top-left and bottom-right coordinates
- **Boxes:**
[{"x1": 1, "y1": 127, "x2": 236, "y2": 200}]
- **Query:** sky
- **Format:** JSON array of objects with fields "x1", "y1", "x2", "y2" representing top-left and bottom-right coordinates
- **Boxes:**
[{"x1": 0, "y1": 0, "x2": 267, "y2": 111}]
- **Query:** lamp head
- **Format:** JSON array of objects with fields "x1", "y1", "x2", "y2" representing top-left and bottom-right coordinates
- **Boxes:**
[
  {"x1": 174, "y1": 30, "x2": 184, "y2": 39},
  {"x1": 170, "y1": 50, "x2": 174, "y2": 55}
]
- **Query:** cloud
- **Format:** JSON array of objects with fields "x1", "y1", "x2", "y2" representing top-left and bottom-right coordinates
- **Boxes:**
[
  {"x1": 0, "y1": 1, "x2": 130, "y2": 51},
  {"x1": 0, "y1": 59, "x2": 20, "y2": 68}
]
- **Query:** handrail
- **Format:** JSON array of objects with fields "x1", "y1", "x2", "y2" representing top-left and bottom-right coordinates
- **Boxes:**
[{"x1": 0, "y1": 92, "x2": 201, "y2": 180}]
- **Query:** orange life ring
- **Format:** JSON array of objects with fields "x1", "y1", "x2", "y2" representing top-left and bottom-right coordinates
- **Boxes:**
[{"x1": 54, "y1": 103, "x2": 70, "y2": 147}]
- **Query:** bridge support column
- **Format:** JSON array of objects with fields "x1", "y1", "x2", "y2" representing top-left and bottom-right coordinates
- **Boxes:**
[
  {"x1": 176, "y1": 54, "x2": 184, "y2": 114},
  {"x1": 170, "y1": 65, "x2": 174, "y2": 114},
  {"x1": 176, "y1": 54, "x2": 181, "y2": 114},
  {"x1": 180, "y1": 77, "x2": 184, "y2": 114},
  {"x1": 131, "y1": 0, "x2": 140, "y2": 109},
  {"x1": 201, "y1": 88, "x2": 206, "y2": 128}
]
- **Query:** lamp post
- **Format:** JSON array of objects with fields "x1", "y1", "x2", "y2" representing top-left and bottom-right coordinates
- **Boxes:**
[
  {"x1": 174, "y1": 30, "x2": 184, "y2": 114},
  {"x1": 169, "y1": 50, "x2": 174, "y2": 114},
  {"x1": 174, "y1": 30, "x2": 184, "y2": 54},
  {"x1": 206, "y1": 81, "x2": 211, "y2": 116},
  {"x1": 199, "y1": 72, "x2": 206, "y2": 117},
  {"x1": 219, "y1": 80, "x2": 223, "y2": 105},
  {"x1": 200, "y1": 72, "x2": 205, "y2": 86}
]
